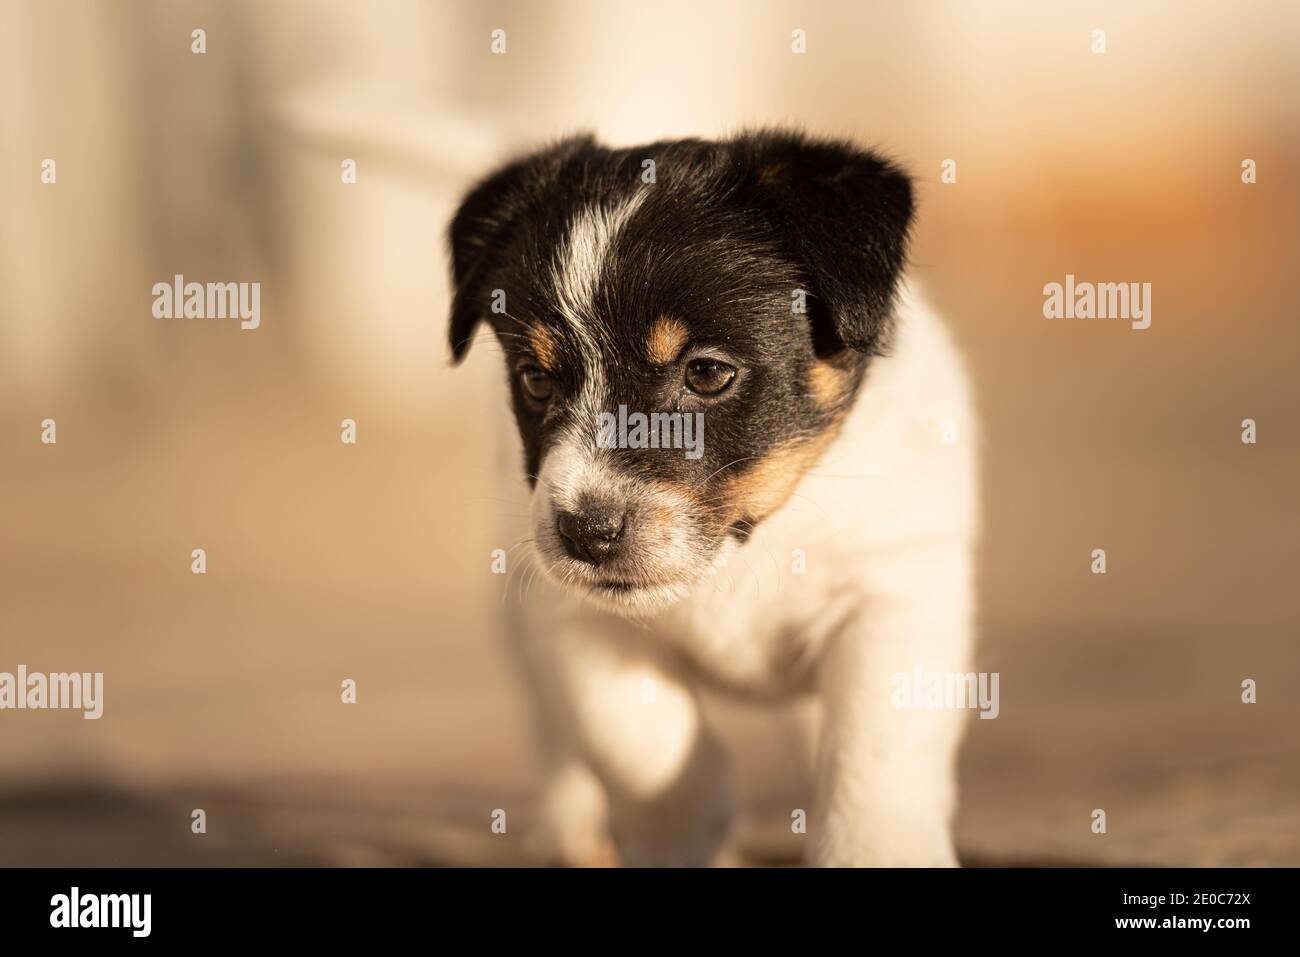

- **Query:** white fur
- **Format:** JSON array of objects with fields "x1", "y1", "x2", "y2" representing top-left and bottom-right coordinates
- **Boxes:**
[
  {"x1": 500, "y1": 284, "x2": 978, "y2": 866},
  {"x1": 549, "y1": 195, "x2": 645, "y2": 412}
]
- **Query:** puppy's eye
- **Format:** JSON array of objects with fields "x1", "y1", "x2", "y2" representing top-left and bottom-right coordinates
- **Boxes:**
[
  {"x1": 684, "y1": 358, "x2": 736, "y2": 396},
  {"x1": 519, "y1": 367, "x2": 553, "y2": 404}
]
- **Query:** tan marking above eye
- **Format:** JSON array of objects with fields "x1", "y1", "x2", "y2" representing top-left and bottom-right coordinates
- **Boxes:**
[
  {"x1": 758, "y1": 161, "x2": 789, "y2": 185},
  {"x1": 528, "y1": 324, "x2": 560, "y2": 370},
  {"x1": 646, "y1": 316, "x2": 689, "y2": 365}
]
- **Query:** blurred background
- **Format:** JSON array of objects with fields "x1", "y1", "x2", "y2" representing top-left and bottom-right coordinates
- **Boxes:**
[{"x1": 2, "y1": 0, "x2": 1297, "y2": 866}]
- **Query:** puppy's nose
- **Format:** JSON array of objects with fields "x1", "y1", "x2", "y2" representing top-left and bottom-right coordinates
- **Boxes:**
[{"x1": 556, "y1": 502, "x2": 627, "y2": 565}]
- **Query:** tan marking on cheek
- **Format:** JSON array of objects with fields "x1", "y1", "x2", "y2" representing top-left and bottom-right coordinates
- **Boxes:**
[
  {"x1": 808, "y1": 361, "x2": 852, "y2": 409},
  {"x1": 718, "y1": 431, "x2": 838, "y2": 526},
  {"x1": 635, "y1": 423, "x2": 845, "y2": 539},
  {"x1": 646, "y1": 316, "x2": 689, "y2": 365},
  {"x1": 529, "y1": 325, "x2": 560, "y2": 370}
]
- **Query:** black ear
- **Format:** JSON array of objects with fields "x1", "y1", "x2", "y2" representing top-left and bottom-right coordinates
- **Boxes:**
[
  {"x1": 735, "y1": 132, "x2": 915, "y2": 355},
  {"x1": 446, "y1": 135, "x2": 596, "y2": 363}
]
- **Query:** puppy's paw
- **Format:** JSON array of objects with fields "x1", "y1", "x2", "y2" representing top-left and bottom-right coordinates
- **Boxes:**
[
  {"x1": 610, "y1": 796, "x2": 736, "y2": 868},
  {"x1": 612, "y1": 826, "x2": 732, "y2": 867},
  {"x1": 809, "y1": 828, "x2": 958, "y2": 867},
  {"x1": 532, "y1": 821, "x2": 619, "y2": 868},
  {"x1": 527, "y1": 762, "x2": 617, "y2": 867}
]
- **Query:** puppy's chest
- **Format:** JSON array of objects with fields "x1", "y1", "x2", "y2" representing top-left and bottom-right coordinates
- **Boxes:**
[{"x1": 658, "y1": 564, "x2": 859, "y2": 697}]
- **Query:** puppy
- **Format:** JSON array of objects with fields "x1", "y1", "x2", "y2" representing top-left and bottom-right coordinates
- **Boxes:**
[{"x1": 447, "y1": 131, "x2": 978, "y2": 866}]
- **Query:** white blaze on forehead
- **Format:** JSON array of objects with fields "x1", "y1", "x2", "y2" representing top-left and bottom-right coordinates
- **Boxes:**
[
  {"x1": 552, "y1": 195, "x2": 645, "y2": 329},
  {"x1": 550, "y1": 195, "x2": 646, "y2": 414}
]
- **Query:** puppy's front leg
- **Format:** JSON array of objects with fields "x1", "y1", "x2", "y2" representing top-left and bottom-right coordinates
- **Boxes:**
[
  {"x1": 558, "y1": 614, "x2": 735, "y2": 867},
  {"x1": 809, "y1": 545, "x2": 974, "y2": 867}
]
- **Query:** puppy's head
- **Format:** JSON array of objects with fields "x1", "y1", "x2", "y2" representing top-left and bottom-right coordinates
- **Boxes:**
[{"x1": 448, "y1": 131, "x2": 914, "y2": 615}]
